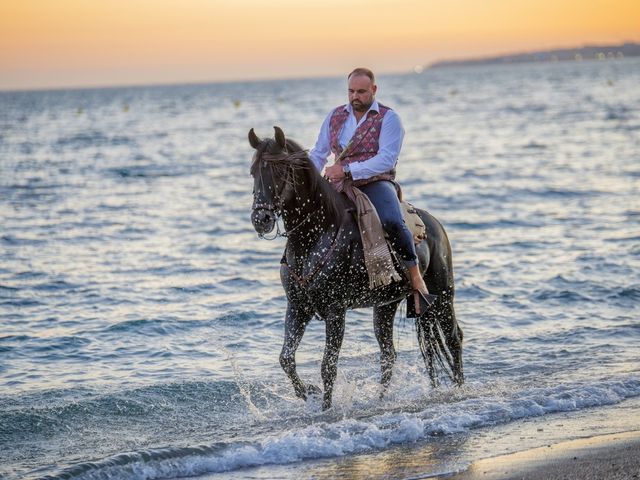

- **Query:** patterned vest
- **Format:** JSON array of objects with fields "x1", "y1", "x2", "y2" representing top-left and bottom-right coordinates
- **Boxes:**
[{"x1": 328, "y1": 104, "x2": 396, "y2": 180}]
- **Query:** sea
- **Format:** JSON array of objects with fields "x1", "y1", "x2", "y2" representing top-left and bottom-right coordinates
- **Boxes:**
[{"x1": 1, "y1": 58, "x2": 639, "y2": 480}]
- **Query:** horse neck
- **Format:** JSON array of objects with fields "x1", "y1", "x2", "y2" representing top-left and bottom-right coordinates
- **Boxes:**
[{"x1": 281, "y1": 167, "x2": 345, "y2": 246}]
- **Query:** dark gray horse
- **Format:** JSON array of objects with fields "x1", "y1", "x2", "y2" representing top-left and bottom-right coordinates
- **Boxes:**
[{"x1": 249, "y1": 126, "x2": 463, "y2": 409}]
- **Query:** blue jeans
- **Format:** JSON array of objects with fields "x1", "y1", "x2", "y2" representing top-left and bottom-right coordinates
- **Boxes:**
[{"x1": 359, "y1": 181, "x2": 418, "y2": 266}]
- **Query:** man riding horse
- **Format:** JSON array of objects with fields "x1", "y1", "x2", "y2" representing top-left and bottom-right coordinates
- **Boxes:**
[
  {"x1": 309, "y1": 67, "x2": 431, "y2": 302},
  {"x1": 248, "y1": 68, "x2": 464, "y2": 410}
]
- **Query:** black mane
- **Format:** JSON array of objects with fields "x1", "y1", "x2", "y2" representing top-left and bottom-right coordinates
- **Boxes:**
[{"x1": 287, "y1": 139, "x2": 347, "y2": 228}]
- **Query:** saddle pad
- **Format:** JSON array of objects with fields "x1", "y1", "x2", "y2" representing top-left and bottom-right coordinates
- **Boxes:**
[{"x1": 401, "y1": 201, "x2": 426, "y2": 244}]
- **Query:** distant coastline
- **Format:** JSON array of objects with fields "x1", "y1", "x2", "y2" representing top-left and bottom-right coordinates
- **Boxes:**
[{"x1": 428, "y1": 42, "x2": 640, "y2": 68}]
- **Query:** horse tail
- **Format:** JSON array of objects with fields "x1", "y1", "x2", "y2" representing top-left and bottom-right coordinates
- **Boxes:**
[
  {"x1": 415, "y1": 288, "x2": 464, "y2": 386},
  {"x1": 412, "y1": 208, "x2": 464, "y2": 386}
]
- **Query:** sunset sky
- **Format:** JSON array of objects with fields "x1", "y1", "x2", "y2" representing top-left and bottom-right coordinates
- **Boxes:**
[{"x1": 1, "y1": 0, "x2": 638, "y2": 90}]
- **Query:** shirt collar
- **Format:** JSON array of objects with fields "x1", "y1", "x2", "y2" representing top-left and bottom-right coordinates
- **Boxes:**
[{"x1": 345, "y1": 100, "x2": 380, "y2": 116}]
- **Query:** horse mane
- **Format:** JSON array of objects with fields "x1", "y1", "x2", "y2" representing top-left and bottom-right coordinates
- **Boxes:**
[{"x1": 285, "y1": 138, "x2": 346, "y2": 227}]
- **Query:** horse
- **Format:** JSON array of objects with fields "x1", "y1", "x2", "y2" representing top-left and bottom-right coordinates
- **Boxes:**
[{"x1": 249, "y1": 126, "x2": 463, "y2": 410}]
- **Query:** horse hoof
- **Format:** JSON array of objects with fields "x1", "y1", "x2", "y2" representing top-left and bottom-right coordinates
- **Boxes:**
[{"x1": 306, "y1": 384, "x2": 322, "y2": 396}]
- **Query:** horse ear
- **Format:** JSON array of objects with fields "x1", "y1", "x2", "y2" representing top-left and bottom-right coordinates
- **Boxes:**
[
  {"x1": 274, "y1": 126, "x2": 286, "y2": 149},
  {"x1": 248, "y1": 128, "x2": 262, "y2": 149}
]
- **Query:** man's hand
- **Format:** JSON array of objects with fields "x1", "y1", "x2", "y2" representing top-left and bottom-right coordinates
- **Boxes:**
[{"x1": 324, "y1": 164, "x2": 345, "y2": 183}]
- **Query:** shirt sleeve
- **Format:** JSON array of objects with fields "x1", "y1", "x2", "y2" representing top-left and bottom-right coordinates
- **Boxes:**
[
  {"x1": 349, "y1": 110, "x2": 405, "y2": 181},
  {"x1": 308, "y1": 111, "x2": 333, "y2": 173}
]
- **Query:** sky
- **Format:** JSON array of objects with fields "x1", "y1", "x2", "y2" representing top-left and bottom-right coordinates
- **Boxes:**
[{"x1": 1, "y1": 0, "x2": 639, "y2": 91}]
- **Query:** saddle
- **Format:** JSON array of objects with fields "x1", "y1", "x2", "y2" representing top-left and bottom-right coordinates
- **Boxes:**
[{"x1": 400, "y1": 201, "x2": 427, "y2": 245}]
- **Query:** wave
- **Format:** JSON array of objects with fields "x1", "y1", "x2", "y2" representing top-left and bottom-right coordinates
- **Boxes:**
[
  {"x1": 106, "y1": 166, "x2": 186, "y2": 179},
  {"x1": 102, "y1": 317, "x2": 188, "y2": 336},
  {"x1": 608, "y1": 287, "x2": 640, "y2": 301},
  {"x1": 521, "y1": 141, "x2": 547, "y2": 149},
  {"x1": 1, "y1": 234, "x2": 47, "y2": 246},
  {"x1": 448, "y1": 218, "x2": 538, "y2": 230},
  {"x1": 55, "y1": 132, "x2": 136, "y2": 149},
  {"x1": 0, "y1": 334, "x2": 92, "y2": 362},
  {"x1": 34, "y1": 378, "x2": 640, "y2": 480},
  {"x1": 532, "y1": 288, "x2": 594, "y2": 303},
  {"x1": 95, "y1": 309, "x2": 269, "y2": 336}
]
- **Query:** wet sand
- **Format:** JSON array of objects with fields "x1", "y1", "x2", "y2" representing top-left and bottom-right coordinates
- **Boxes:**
[{"x1": 447, "y1": 430, "x2": 640, "y2": 480}]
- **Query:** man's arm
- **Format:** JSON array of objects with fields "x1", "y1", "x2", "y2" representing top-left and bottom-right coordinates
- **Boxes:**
[
  {"x1": 308, "y1": 112, "x2": 333, "y2": 173},
  {"x1": 349, "y1": 110, "x2": 404, "y2": 180}
]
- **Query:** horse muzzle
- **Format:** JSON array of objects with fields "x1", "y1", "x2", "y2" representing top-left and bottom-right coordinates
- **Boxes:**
[{"x1": 251, "y1": 207, "x2": 276, "y2": 235}]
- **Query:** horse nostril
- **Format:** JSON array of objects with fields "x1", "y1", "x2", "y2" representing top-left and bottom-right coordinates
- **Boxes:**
[
  {"x1": 251, "y1": 208, "x2": 276, "y2": 235},
  {"x1": 252, "y1": 209, "x2": 272, "y2": 226}
]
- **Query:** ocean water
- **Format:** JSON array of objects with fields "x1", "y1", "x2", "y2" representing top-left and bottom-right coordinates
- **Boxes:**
[{"x1": 1, "y1": 58, "x2": 639, "y2": 479}]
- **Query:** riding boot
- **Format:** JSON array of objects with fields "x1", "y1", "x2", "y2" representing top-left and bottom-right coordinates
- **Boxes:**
[{"x1": 406, "y1": 264, "x2": 437, "y2": 316}]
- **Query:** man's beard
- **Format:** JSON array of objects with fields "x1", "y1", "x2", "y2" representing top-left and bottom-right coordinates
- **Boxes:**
[{"x1": 351, "y1": 99, "x2": 372, "y2": 112}]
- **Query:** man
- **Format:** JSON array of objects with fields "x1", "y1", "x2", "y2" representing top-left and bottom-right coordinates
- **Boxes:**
[{"x1": 309, "y1": 67, "x2": 430, "y2": 297}]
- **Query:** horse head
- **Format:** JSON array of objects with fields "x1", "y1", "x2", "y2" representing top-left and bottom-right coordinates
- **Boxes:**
[{"x1": 248, "y1": 126, "x2": 294, "y2": 236}]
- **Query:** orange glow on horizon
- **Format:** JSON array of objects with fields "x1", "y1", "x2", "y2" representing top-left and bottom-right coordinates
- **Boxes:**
[{"x1": 1, "y1": 0, "x2": 639, "y2": 90}]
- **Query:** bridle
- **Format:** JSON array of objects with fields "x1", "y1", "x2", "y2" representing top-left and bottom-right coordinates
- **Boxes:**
[{"x1": 251, "y1": 148, "x2": 318, "y2": 240}]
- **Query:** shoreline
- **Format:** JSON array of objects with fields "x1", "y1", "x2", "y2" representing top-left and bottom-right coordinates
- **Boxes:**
[{"x1": 445, "y1": 430, "x2": 640, "y2": 480}]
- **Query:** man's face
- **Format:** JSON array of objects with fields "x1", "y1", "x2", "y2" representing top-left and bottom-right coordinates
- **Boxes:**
[{"x1": 348, "y1": 75, "x2": 377, "y2": 113}]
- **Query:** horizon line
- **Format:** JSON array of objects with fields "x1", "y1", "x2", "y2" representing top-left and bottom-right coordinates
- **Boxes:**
[{"x1": 2, "y1": 40, "x2": 637, "y2": 94}]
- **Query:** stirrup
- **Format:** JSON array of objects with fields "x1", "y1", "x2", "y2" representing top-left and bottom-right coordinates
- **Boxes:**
[{"x1": 406, "y1": 290, "x2": 438, "y2": 318}]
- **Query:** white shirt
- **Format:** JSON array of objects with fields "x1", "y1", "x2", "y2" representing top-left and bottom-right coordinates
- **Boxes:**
[{"x1": 308, "y1": 101, "x2": 405, "y2": 181}]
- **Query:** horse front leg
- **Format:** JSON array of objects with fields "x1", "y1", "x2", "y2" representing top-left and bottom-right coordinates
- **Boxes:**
[
  {"x1": 321, "y1": 310, "x2": 346, "y2": 410},
  {"x1": 373, "y1": 301, "x2": 400, "y2": 391},
  {"x1": 280, "y1": 302, "x2": 317, "y2": 400}
]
